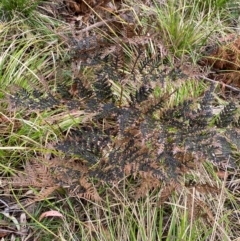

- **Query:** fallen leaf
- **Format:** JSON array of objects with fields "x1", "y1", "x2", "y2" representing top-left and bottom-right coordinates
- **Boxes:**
[{"x1": 39, "y1": 210, "x2": 64, "y2": 221}]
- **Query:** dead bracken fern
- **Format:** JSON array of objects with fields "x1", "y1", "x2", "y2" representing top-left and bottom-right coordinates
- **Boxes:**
[
  {"x1": 7, "y1": 38, "x2": 240, "y2": 204},
  {"x1": 12, "y1": 159, "x2": 54, "y2": 188},
  {"x1": 200, "y1": 36, "x2": 240, "y2": 90},
  {"x1": 6, "y1": 157, "x2": 100, "y2": 202}
]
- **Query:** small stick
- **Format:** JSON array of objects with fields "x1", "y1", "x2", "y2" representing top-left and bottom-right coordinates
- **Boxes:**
[
  {"x1": 198, "y1": 75, "x2": 240, "y2": 92},
  {"x1": 76, "y1": 18, "x2": 115, "y2": 34}
]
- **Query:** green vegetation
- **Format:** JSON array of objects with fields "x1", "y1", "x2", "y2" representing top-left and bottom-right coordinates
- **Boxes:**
[
  {"x1": 0, "y1": 0, "x2": 42, "y2": 19},
  {"x1": 0, "y1": 0, "x2": 239, "y2": 240}
]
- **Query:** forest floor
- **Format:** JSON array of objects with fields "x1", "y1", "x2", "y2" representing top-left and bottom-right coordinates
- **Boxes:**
[{"x1": 0, "y1": 0, "x2": 240, "y2": 240}]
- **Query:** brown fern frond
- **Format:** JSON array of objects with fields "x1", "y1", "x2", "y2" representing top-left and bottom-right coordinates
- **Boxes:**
[
  {"x1": 157, "y1": 181, "x2": 179, "y2": 205},
  {"x1": 187, "y1": 192, "x2": 216, "y2": 224},
  {"x1": 134, "y1": 177, "x2": 161, "y2": 200},
  {"x1": 76, "y1": 176, "x2": 102, "y2": 201},
  {"x1": 12, "y1": 160, "x2": 54, "y2": 188},
  {"x1": 34, "y1": 186, "x2": 60, "y2": 201},
  {"x1": 199, "y1": 36, "x2": 240, "y2": 92},
  {"x1": 201, "y1": 37, "x2": 240, "y2": 70},
  {"x1": 123, "y1": 24, "x2": 136, "y2": 39}
]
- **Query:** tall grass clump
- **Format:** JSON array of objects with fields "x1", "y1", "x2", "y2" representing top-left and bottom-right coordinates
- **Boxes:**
[
  {"x1": 0, "y1": 0, "x2": 42, "y2": 19},
  {"x1": 197, "y1": 0, "x2": 230, "y2": 12},
  {"x1": 131, "y1": 0, "x2": 232, "y2": 59},
  {"x1": 0, "y1": 13, "x2": 68, "y2": 91},
  {"x1": 0, "y1": 8, "x2": 69, "y2": 171}
]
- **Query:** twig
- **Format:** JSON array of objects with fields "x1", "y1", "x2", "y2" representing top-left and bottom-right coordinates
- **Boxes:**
[
  {"x1": 76, "y1": 18, "x2": 116, "y2": 34},
  {"x1": 198, "y1": 75, "x2": 240, "y2": 92}
]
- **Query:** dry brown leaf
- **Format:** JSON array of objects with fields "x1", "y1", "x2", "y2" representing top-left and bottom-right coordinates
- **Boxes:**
[{"x1": 39, "y1": 210, "x2": 64, "y2": 221}]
